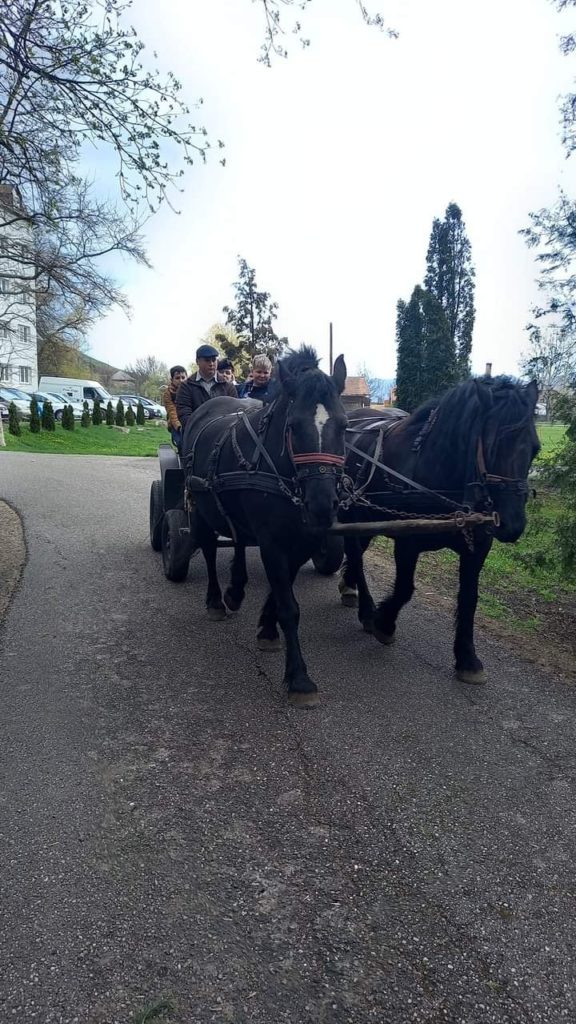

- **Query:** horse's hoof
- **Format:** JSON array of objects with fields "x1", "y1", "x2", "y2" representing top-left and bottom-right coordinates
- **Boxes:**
[
  {"x1": 373, "y1": 627, "x2": 395, "y2": 646},
  {"x1": 288, "y1": 690, "x2": 320, "y2": 709},
  {"x1": 340, "y1": 592, "x2": 358, "y2": 608},
  {"x1": 362, "y1": 620, "x2": 374, "y2": 634},
  {"x1": 223, "y1": 594, "x2": 241, "y2": 613},
  {"x1": 257, "y1": 636, "x2": 283, "y2": 651},
  {"x1": 455, "y1": 668, "x2": 487, "y2": 685},
  {"x1": 207, "y1": 607, "x2": 227, "y2": 621}
]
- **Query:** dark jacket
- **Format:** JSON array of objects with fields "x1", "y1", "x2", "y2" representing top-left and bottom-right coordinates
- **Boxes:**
[
  {"x1": 238, "y1": 379, "x2": 278, "y2": 404},
  {"x1": 175, "y1": 376, "x2": 237, "y2": 427}
]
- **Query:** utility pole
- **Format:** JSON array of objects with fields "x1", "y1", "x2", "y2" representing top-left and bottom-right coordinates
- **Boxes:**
[
  {"x1": 329, "y1": 322, "x2": 333, "y2": 374},
  {"x1": 485, "y1": 362, "x2": 492, "y2": 377}
]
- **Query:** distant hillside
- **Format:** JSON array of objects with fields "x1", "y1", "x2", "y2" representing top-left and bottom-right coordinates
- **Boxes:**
[{"x1": 38, "y1": 338, "x2": 121, "y2": 387}]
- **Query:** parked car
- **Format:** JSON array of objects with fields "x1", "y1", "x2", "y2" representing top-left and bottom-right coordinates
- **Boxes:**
[
  {"x1": 0, "y1": 386, "x2": 35, "y2": 419},
  {"x1": 31, "y1": 390, "x2": 78, "y2": 421},
  {"x1": 0, "y1": 400, "x2": 9, "y2": 420},
  {"x1": 44, "y1": 392, "x2": 86, "y2": 419},
  {"x1": 117, "y1": 394, "x2": 165, "y2": 419},
  {"x1": 38, "y1": 376, "x2": 115, "y2": 407}
]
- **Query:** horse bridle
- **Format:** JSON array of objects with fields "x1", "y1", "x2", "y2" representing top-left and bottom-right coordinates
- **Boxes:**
[
  {"x1": 474, "y1": 422, "x2": 531, "y2": 499},
  {"x1": 286, "y1": 428, "x2": 345, "y2": 484}
]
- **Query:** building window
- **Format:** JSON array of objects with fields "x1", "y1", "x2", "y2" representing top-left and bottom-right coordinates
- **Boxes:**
[
  {"x1": 19, "y1": 365, "x2": 31, "y2": 384},
  {"x1": 0, "y1": 322, "x2": 8, "y2": 339},
  {"x1": 0, "y1": 364, "x2": 12, "y2": 382},
  {"x1": 0, "y1": 277, "x2": 12, "y2": 293},
  {"x1": 18, "y1": 324, "x2": 31, "y2": 345}
]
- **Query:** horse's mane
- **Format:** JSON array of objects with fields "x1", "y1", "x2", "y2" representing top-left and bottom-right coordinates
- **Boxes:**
[
  {"x1": 275, "y1": 345, "x2": 341, "y2": 404},
  {"x1": 280, "y1": 345, "x2": 321, "y2": 375},
  {"x1": 406, "y1": 375, "x2": 536, "y2": 483}
]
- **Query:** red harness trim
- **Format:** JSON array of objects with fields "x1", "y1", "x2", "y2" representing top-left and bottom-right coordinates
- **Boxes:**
[
  {"x1": 287, "y1": 429, "x2": 345, "y2": 467},
  {"x1": 291, "y1": 452, "x2": 345, "y2": 467}
]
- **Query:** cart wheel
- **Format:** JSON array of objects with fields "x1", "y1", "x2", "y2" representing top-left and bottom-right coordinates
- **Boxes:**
[
  {"x1": 162, "y1": 509, "x2": 192, "y2": 582},
  {"x1": 311, "y1": 535, "x2": 345, "y2": 576},
  {"x1": 149, "y1": 479, "x2": 164, "y2": 551}
]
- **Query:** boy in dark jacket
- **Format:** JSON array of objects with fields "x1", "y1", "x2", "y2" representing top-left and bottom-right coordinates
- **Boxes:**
[{"x1": 238, "y1": 355, "x2": 277, "y2": 403}]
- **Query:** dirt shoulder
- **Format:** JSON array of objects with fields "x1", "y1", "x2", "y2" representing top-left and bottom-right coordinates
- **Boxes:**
[
  {"x1": 367, "y1": 542, "x2": 576, "y2": 685},
  {"x1": 0, "y1": 501, "x2": 26, "y2": 626}
]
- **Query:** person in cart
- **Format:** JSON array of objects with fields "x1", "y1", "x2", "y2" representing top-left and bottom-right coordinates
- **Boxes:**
[
  {"x1": 238, "y1": 354, "x2": 277, "y2": 403},
  {"x1": 176, "y1": 344, "x2": 237, "y2": 430},
  {"x1": 162, "y1": 364, "x2": 187, "y2": 448}
]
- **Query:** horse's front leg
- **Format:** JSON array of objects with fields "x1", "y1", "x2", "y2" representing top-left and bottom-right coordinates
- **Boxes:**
[
  {"x1": 259, "y1": 542, "x2": 318, "y2": 707},
  {"x1": 199, "y1": 522, "x2": 226, "y2": 621},
  {"x1": 454, "y1": 537, "x2": 491, "y2": 684},
  {"x1": 223, "y1": 542, "x2": 248, "y2": 612},
  {"x1": 373, "y1": 539, "x2": 419, "y2": 645}
]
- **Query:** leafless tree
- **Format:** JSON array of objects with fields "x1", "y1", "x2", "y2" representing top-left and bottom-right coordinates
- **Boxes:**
[{"x1": 0, "y1": 0, "x2": 216, "y2": 351}]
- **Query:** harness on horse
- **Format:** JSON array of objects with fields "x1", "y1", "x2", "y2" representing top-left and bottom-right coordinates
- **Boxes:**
[{"x1": 184, "y1": 400, "x2": 345, "y2": 516}]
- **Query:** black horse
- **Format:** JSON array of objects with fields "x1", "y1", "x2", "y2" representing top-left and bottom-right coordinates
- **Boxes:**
[
  {"x1": 339, "y1": 376, "x2": 540, "y2": 683},
  {"x1": 182, "y1": 346, "x2": 348, "y2": 706}
]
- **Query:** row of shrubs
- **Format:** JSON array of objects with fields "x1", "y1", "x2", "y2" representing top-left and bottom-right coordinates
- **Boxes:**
[{"x1": 7, "y1": 397, "x2": 147, "y2": 436}]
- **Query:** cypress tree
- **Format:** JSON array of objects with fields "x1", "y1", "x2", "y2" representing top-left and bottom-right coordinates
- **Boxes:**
[
  {"x1": 29, "y1": 396, "x2": 41, "y2": 433},
  {"x1": 81, "y1": 408, "x2": 91, "y2": 428},
  {"x1": 421, "y1": 291, "x2": 457, "y2": 397},
  {"x1": 136, "y1": 400, "x2": 146, "y2": 426},
  {"x1": 105, "y1": 400, "x2": 115, "y2": 426},
  {"x1": 396, "y1": 287, "x2": 425, "y2": 411},
  {"x1": 424, "y1": 202, "x2": 475, "y2": 379},
  {"x1": 92, "y1": 398, "x2": 102, "y2": 425},
  {"x1": 8, "y1": 402, "x2": 21, "y2": 436},
  {"x1": 115, "y1": 399, "x2": 125, "y2": 427},
  {"x1": 125, "y1": 405, "x2": 136, "y2": 426},
  {"x1": 41, "y1": 400, "x2": 56, "y2": 431},
  {"x1": 62, "y1": 404, "x2": 75, "y2": 430}
]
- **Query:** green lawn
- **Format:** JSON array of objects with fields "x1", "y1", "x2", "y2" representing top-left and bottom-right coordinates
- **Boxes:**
[
  {"x1": 1, "y1": 421, "x2": 168, "y2": 456},
  {"x1": 536, "y1": 421, "x2": 566, "y2": 456}
]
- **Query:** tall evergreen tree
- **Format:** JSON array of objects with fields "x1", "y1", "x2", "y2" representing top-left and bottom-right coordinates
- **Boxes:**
[
  {"x1": 106, "y1": 400, "x2": 115, "y2": 427},
  {"x1": 396, "y1": 287, "x2": 425, "y2": 411},
  {"x1": 92, "y1": 398, "x2": 103, "y2": 426},
  {"x1": 223, "y1": 257, "x2": 287, "y2": 365},
  {"x1": 425, "y1": 203, "x2": 475, "y2": 378},
  {"x1": 421, "y1": 291, "x2": 457, "y2": 396}
]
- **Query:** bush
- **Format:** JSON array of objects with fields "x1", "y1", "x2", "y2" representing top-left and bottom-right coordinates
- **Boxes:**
[
  {"x1": 62, "y1": 404, "x2": 75, "y2": 430},
  {"x1": 125, "y1": 404, "x2": 136, "y2": 426},
  {"x1": 540, "y1": 389, "x2": 576, "y2": 573},
  {"x1": 136, "y1": 400, "x2": 146, "y2": 426},
  {"x1": 92, "y1": 398, "x2": 102, "y2": 425},
  {"x1": 81, "y1": 408, "x2": 91, "y2": 428},
  {"x1": 41, "y1": 400, "x2": 56, "y2": 431},
  {"x1": 105, "y1": 400, "x2": 114, "y2": 426},
  {"x1": 29, "y1": 396, "x2": 41, "y2": 433},
  {"x1": 115, "y1": 399, "x2": 125, "y2": 427},
  {"x1": 8, "y1": 401, "x2": 20, "y2": 436}
]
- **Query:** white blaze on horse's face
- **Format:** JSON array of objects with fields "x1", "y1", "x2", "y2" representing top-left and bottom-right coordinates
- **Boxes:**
[{"x1": 314, "y1": 404, "x2": 330, "y2": 451}]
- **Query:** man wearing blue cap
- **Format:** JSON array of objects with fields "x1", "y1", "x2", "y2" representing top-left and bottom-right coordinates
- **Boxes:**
[{"x1": 176, "y1": 344, "x2": 237, "y2": 428}]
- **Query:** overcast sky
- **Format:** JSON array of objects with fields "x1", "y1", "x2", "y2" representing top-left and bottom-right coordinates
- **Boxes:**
[{"x1": 88, "y1": 0, "x2": 575, "y2": 380}]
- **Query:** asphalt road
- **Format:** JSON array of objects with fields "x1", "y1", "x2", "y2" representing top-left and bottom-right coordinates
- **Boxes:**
[{"x1": 1, "y1": 451, "x2": 575, "y2": 1024}]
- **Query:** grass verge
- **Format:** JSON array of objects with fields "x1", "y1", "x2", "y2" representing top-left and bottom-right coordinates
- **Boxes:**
[{"x1": 1, "y1": 421, "x2": 167, "y2": 456}]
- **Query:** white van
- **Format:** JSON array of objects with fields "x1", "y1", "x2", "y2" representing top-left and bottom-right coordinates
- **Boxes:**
[{"x1": 38, "y1": 376, "x2": 114, "y2": 407}]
